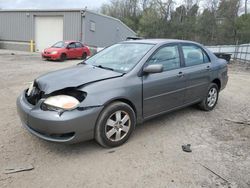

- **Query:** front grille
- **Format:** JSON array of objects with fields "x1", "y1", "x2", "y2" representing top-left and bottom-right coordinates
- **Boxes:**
[
  {"x1": 25, "y1": 83, "x2": 44, "y2": 105},
  {"x1": 27, "y1": 124, "x2": 75, "y2": 140},
  {"x1": 43, "y1": 56, "x2": 51, "y2": 59}
]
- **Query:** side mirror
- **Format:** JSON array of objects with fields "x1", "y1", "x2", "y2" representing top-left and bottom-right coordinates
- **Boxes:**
[{"x1": 143, "y1": 64, "x2": 163, "y2": 74}]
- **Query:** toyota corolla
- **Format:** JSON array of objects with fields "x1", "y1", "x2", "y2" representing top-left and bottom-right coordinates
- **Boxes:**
[{"x1": 17, "y1": 39, "x2": 228, "y2": 147}]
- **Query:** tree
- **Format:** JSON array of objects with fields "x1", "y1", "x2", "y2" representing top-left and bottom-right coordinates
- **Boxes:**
[
  {"x1": 197, "y1": 8, "x2": 217, "y2": 44},
  {"x1": 236, "y1": 13, "x2": 250, "y2": 43},
  {"x1": 140, "y1": 0, "x2": 151, "y2": 10},
  {"x1": 154, "y1": 0, "x2": 175, "y2": 20},
  {"x1": 245, "y1": 0, "x2": 249, "y2": 14},
  {"x1": 139, "y1": 7, "x2": 165, "y2": 37},
  {"x1": 101, "y1": 0, "x2": 142, "y2": 31},
  {"x1": 100, "y1": 0, "x2": 250, "y2": 45},
  {"x1": 169, "y1": 2, "x2": 199, "y2": 40},
  {"x1": 216, "y1": 0, "x2": 241, "y2": 44}
]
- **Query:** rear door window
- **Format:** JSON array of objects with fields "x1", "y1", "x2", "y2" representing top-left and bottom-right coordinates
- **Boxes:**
[{"x1": 182, "y1": 44, "x2": 210, "y2": 67}]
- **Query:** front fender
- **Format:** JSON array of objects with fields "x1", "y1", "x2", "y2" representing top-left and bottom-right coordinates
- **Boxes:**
[{"x1": 78, "y1": 76, "x2": 143, "y2": 122}]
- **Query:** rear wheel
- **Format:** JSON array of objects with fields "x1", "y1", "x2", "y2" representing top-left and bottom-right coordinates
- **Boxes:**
[
  {"x1": 60, "y1": 53, "x2": 67, "y2": 62},
  {"x1": 95, "y1": 102, "x2": 136, "y2": 148},
  {"x1": 199, "y1": 83, "x2": 219, "y2": 111},
  {"x1": 82, "y1": 52, "x2": 87, "y2": 60}
]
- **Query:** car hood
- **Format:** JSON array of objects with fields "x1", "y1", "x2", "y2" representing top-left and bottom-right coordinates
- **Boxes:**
[
  {"x1": 35, "y1": 64, "x2": 123, "y2": 94},
  {"x1": 44, "y1": 48, "x2": 64, "y2": 52}
]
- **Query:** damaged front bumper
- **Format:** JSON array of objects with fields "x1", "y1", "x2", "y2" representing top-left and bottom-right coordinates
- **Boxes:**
[{"x1": 16, "y1": 91, "x2": 103, "y2": 144}]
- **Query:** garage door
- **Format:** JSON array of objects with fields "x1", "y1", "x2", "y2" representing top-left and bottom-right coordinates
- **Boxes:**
[{"x1": 35, "y1": 16, "x2": 63, "y2": 52}]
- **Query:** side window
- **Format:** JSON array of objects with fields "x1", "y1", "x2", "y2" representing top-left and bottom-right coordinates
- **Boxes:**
[
  {"x1": 76, "y1": 42, "x2": 83, "y2": 48},
  {"x1": 148, "y1": 45, "x2": 180, "y2": 71},
  {"x1": 68, "y1": 43, "x2": 76, "y2": 48},
  {"x1": 203, "y1": 51, "x2": 210, "y2": 63},
  {"x1": 182, "y1": 45, "x2": 210, "y2": 67}
]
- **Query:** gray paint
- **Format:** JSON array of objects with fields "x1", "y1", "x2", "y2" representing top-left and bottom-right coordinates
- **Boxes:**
[
  {"x1": 0, "y1": 9, "x2": 136, "y2": 51},
  {"x1": 62, "y1": 11, "x2": 82, "y2": 41},
  {"x1": 83, "y1": 11, "x2": 136, "y2": 47},
  {"x1": 16, "y1": 39, "x2": 228, "y2": 144},
  {"x1": 36, "y1": 65, "x2": 123, "y2": 94},
  {"x1": 0, "y1": 10, "x2": 81, "y2": 42},
  {"x1": 0, "y1": 41, "x2": 30, "y2": 51},
  {"x1": 0, "y1": 11, "x2": 33, "y2": 41},
  {"x1": 32, "y1": 11, "x2": 81, "y2": 41}
]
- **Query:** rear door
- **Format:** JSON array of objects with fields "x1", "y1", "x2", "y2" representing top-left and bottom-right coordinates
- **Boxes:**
[
  {"x1": 180, "y1": 43, "x2": 211, "y2": 104},
  {"x1": 143, "y1": 44, "x2": 187, "y2": 118}
]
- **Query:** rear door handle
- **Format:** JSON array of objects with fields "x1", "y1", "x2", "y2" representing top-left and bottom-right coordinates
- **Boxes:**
[
  {"x1": 177, "y1": 72, "x2": 184, "y2": 78},
  {"x1": 206, "y1": 65, "x2": 211, "y2": 71}
]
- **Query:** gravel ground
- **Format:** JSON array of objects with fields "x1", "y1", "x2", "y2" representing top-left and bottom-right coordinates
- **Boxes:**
[{"x1": 0, "y1": 50, "x2": 249, "y2": 188}]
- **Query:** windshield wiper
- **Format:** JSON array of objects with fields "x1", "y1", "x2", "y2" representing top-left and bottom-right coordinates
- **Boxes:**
[{"x1": 95, "y1": 65, "x2": 114, "y2": 71}]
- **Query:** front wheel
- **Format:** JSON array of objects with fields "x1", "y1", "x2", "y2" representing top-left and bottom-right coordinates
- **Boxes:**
[
  {"x1": 95, "y1": 102, "x2": 136, "y2": 148},
  {"x1": 60, "y1": 53, "x2": 67, "y2": 62},
  {"x1": 199, "y1": 83, "x2": 219, "y2": 111}
]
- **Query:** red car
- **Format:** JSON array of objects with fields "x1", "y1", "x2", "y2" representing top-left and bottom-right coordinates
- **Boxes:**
[{"x1": 42, "y1": 41, "x2": 91, "y2": 61}]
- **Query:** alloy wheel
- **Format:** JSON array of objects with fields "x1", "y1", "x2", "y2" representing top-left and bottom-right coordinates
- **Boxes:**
[
  {"x1": 207, "y1": 87, "x2": 218, "y2": 108},
  {"x1": 105, "y1": 110, "x2": 131, "y2": 142}
]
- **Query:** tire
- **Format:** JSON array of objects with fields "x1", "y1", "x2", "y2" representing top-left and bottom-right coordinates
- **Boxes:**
[
  {"x1": 60, "y1": 53, "x2": 67, "y2": 62},
  {"x1": 95, "y1": 102, "x2": 136, "y2": 148},
  {"x1": 82, "y1": 52, "x2": 87, "y2": 60},
  {"x1": 199, "y1": 83, "x2": 219, "y2": 111}
]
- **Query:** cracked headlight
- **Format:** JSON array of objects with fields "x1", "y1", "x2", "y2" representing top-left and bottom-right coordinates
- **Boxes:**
[
  {"x1": 27, "y1": 81, "x2": 34, "y2": 96},
  {"x1": 44, "y1": 95, "x2": 80, "y2": 110}
]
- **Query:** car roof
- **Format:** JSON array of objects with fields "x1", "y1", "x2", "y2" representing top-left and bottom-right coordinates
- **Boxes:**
[
  {"x1": 64, "y1": 40, "x2": 81, "y2": 44},
  {"x1": 123, "y1": 38, "x2": 201, "y2": 45}
]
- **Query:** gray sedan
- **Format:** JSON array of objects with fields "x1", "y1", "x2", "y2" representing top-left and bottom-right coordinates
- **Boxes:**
[{"x1": 17, "y1": 39, "x2": 228, "y2": 147}]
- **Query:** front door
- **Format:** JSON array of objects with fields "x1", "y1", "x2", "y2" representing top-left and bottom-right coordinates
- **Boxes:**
[
  {"x1": 143, "y1": 44, "x2": 187, "y2": 118},
  {"x1": 75, "y1": 42, "x2": 84, "y2": 58},
  {"x1": 67, "y1": 42, "x2": 77, "y2": 58}
]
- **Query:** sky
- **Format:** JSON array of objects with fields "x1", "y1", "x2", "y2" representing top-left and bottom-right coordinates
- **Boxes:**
[
  {"x1": 0, "y1": 0, "x2": 249, "y2": 13},
  {"x1": 0, "y1": 0, "x2": 109, "y2": 10}
]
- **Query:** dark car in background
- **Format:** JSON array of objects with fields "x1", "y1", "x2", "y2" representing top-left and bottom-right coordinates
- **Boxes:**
[
  {"x1": 42, "y1": 41, "x2": 91, "y2": 61},
  {"x1": 17, "y1": 39, "x2": 228, "y2": 148}
]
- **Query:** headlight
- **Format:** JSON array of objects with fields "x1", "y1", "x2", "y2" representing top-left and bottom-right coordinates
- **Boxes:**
[
  {"x1": 50, "y1": 51, "x2": 58, "y2": 55},
  {"x1": 44, "y1": 95, "x2": 80, "y2": 110},
  {"x1": 27, "y1": 81, "x2": 34, "y2": 96}
]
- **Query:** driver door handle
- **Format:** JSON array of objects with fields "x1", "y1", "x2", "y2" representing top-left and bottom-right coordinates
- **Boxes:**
[
  {"x1": 177, "y1": 72, "x2": 184, "y2": 78},
  {"x1": 206, "y1": 65, "x2": 211, "y2": 71}
]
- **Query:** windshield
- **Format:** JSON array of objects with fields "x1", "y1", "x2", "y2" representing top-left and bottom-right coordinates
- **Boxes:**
[
  {"x1": 52, "y1": 41, "x2": 66, "y2": 48},
  {"x1": 85, "y1": 43, "x2": 154, "y2": 73}
]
